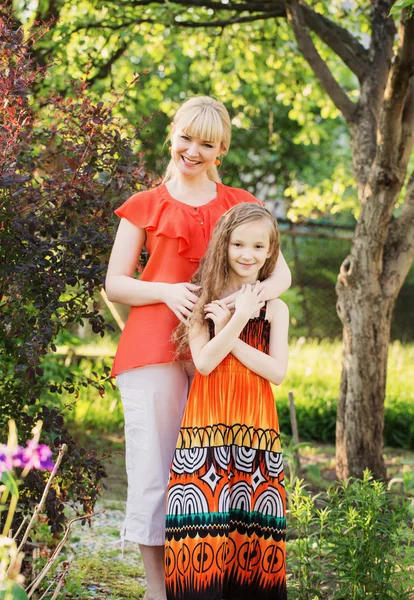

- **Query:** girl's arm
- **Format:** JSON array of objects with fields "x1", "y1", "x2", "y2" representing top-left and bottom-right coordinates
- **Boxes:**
[
  {"x1": 189, "y1": 286, "x2": 263, "y2": 375},
  {"x1": 105, "y1": 218, "x2": 200, "y2": 320},
  {"x1": 231, "y1": 299, "x2": 289, "y2": 385}
]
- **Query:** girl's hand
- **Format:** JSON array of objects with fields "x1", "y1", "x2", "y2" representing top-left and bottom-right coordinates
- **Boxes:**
[
  {"x1": 234, "y1": 282, "x2": 264, "y2": 320},
  {"x1": 204, "y1": 300, "x2": 232, "y2": 335},
  {"x1": 221, "y1": 281, "x2": 266, "y2": 311},
  {"x1": 163, "y1": 283, "x2": 201, "y2": 322}
]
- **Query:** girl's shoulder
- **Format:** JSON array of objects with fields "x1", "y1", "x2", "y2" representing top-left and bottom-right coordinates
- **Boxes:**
[
  {"x1": 220, "y1": 184, "x2": 264, "y2": 207},
  {"x1": 266, "y1": 298, "x2": 289, "y2": 323}
]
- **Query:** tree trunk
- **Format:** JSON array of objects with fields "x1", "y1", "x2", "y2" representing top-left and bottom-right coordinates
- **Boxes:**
[
  {"x1": 336, "y1": 277, "x2": 395, "y2": 480},
  {"x1": 334, "y1": 155, "x2": 404, "y2": 480}
]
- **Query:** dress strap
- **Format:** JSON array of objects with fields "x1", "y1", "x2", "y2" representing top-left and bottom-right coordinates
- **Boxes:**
[{"x1": 259, "y1": 302, "x2": 268, "y2": 319}]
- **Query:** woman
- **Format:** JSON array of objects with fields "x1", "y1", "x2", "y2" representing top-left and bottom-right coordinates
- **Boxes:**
[{"x1": 105, "y1": 96, "x2": 291, "y2": 600}]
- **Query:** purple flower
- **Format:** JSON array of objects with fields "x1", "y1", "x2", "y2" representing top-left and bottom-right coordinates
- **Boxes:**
[
  {"x1": 0, "y1": 445, "x2": 15, "y2": 476},
  {"x1": 12, "y1": 441, "x2": 54, "y2": 472}
]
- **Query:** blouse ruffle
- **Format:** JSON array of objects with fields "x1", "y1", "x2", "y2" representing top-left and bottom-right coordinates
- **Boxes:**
[{"x1": 114, "y1": 184, "x2": 260, "y2": 262}]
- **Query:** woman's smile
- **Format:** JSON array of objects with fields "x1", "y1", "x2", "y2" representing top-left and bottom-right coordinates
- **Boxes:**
[{"x1": 181, "y1": 155, "x2": 202, "y2": 166}]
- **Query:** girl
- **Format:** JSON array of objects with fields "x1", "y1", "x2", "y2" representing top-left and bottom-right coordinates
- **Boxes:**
[
  {"x1": 106, "y1": 96, "x2": 291, "y2": 600},
  {"x1": 165, "y1": 203, "x2": 289, "y2": 600}
]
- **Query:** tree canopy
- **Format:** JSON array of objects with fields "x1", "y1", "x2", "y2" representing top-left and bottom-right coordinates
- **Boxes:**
[{"x1": 14, "y1": 0, "x2": 359, "y2": 220}]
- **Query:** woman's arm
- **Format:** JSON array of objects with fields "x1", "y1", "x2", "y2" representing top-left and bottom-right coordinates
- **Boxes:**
[
  {"x1": 231, "y1": 299, "x2": 289, "y2": 385},
  {"x1": 258, "y1": 251, "x2": 292, "y2": 301},
  {"x1": 105, "y1": 218, "x2": 199, "y2": 320}
]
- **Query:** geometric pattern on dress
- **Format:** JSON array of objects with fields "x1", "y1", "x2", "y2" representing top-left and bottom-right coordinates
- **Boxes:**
[
  {"x1": 251, "y1": 465, "x2": 267, "y2": 491},
  {"x1": 200, "y1": 463, "x2": 223, "y2": 493},
  {"x1": 232, "y1": 446, "x2": 256, "y2": 473},
  {"x1": 253, "y1": 486, "x2": 285, "y2": 518},
  {"x1": 167, "y1": 482, "x2": 209, "y2": 516},
  {"x1": 265, "y1": 451, "x2": 284, "y2": 478},
  {"x1": 178, "y1": 423, "x2": 281, "y2": 452},
  {"x1": 213, "y1": 446, "x2": 230, "y2": 470},
  {"x1": 229, "y1": 480, "x2": 252, "y2": 512},
  {"x1": 171, "y1": 447, "x2": 208, "y2": 474}
]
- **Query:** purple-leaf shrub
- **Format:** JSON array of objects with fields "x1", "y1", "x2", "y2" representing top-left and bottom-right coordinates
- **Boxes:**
[{"x1": 0, "y1": 7, "x2": 156, "y2": 551}]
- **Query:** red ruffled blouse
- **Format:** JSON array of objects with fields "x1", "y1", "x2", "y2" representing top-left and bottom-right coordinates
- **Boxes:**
[{"x1": 111, "y1": 182, "x2": 262, "y2": 376}]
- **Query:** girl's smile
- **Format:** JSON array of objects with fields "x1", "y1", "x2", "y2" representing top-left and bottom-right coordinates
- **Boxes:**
[{"x1": 227, "y1": 220, "x2": 272, "y2": 285}]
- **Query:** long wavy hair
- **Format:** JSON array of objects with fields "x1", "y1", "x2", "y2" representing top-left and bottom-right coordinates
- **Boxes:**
[
  {"x1": 174, "y1": 203, "x2": 280, "y2": 356},
  {"x1": 163, "y1": 96, "x2": 231, "y2": 184}
]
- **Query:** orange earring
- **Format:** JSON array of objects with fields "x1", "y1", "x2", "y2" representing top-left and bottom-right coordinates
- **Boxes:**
[
  {"x1": 214, "y1": 158, "x2": 221, "y2": 166},
  {"x1": 169, "y1": 146, "x2": 172, "y2": 152}
]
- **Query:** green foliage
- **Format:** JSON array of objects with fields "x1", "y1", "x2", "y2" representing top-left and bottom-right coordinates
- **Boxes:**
[
  {"x1": 390, "y1": 0, "x2": 414, "y2": 17},
  {"x1": 14, "y1": 0, "x2": 356, "y2": 217},
  {"x1": 0, "y1": 582, "x2": 29, "y2": 600},
  {"x1": 0, "y1": 12, "x2": 154, "y2": 544},
  {"x1": 287, "y1": 472, "x2": 413, "y2": 599}
]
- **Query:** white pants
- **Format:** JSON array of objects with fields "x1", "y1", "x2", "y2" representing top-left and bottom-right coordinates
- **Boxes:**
[{"x1": 116, "y1": 361, "x2": 195, "y2": 546}]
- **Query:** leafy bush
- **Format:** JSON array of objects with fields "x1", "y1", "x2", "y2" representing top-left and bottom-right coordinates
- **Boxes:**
[
  {"x1": 0, "y1": 11, "x2": 155, "y2": 544},
  {"x1": 287, "y1": 471, "x2": 413, "y2": 599}
]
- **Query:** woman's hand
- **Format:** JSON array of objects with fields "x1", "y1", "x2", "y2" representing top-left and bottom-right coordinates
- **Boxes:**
[
  {"x1": 162, "y1": 283, "x2": 201, "y2": 322},
  {"x1": 234, "y1": 283, "x2": 264, "y2": 320},
  {"x1": 204, "y1": 300, "x2": 232, "y2": 335},
  {"x1": 221, "y1": 281, "x2": 267, "y2": 311}
]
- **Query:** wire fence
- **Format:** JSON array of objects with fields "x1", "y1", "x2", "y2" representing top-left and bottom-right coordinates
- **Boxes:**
[{"x1": 279, "y1": 220, "x2": 414, "y2": 341}]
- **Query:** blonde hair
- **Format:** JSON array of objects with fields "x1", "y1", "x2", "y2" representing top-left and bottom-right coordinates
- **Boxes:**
[
  {"x1": 163, "y1": 96, "x2": 232, "y2": 184},
  {"x1": 174, "y1": 203, "x2": 280, "y2": 355}
]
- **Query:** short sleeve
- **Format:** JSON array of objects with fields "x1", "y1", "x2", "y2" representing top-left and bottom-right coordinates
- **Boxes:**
[{"x1": 114, "y1": 190, "x2": 155, "y2": 229}]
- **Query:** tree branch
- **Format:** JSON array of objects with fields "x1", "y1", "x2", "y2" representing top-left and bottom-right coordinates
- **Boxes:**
[
  {"x1": 124, "y1": 0, "x2": 278, "y2": 12},
  {"x1": 358, "y1": 2, "x2": 396, "y2": 132},
  {"x1": 382, "y1": 170, "x2": 414, "y2": 297},
  {"x1": 67, "y1": 19, "x2": 154, "y2": 35},
  {"x1": 399, "y1": 77, "x2": 414, "y2": 166},
  {"x1": 34, "y1": 0, "x2": 62, "y2": 25},
  {"x1": 285, "y1": 0, "x2": 357, "y2": 123},
  {"x1": 98, "y1": 0, "x2": 371, "y2": 80},
  {"x1": 377, "y1": 11, "x2": 414, "y2": 173},
  {"x1": 172, "y1": 11, "x2": 281, "y2": 27},
  {"x1": 301, "y1": 4, "x2": 369, "y2": 82},
  {"x1": 87, "y1": 41, "x2": 128, "y2": 86}
]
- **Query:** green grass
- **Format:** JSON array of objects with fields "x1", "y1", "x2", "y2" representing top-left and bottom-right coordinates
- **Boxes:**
[
  {"x1": 42, "y1": 340, "x2": 414, "y2": 448},
  {"x1": 63, "y1": 549, "x2": 146, "y2": 599},
  {"x1": 274, "y1": 338, "x2": 414, "y2": 407}
]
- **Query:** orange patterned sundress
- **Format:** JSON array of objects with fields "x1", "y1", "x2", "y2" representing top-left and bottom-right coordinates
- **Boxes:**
[{"x1": 165, "y1": 307, "x2": 287, "y2": 600}]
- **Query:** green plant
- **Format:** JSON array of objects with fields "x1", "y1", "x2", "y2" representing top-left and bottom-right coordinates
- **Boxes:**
[
  {"x1": 0, "y1": 9, "x2": 155, "y2": 551},
  {"x1": 288, "y1": 479, "x2": 327, "y2": 599},
  {"x1": 0, "y1": 421, "x2": 55, "y2": 599},
  {"x1": 326, "y1": 471, "x2": 412, "y2": 600},
  {"x1": 274, "y1": 340, "x2": 414, "y2": 450},
  {"x1": 287, "y1": 471, "x2": 413, "y2": 600}
]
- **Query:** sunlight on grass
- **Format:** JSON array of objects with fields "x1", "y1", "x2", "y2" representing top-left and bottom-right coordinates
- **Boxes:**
[
  {"x1": 64, "y1": 550, "x2": 146, "y2": 599},
  {"x1": 44, "y1": 340, "x2": 414, "y2": 448}
]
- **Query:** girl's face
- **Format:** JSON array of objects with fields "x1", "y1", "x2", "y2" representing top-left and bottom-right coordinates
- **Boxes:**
[
  {"x1": 227, "y1": 220, "x2": 272, "y2": 284},
  {"x1": 171, "y1": 128, "x2": 222, "y2": 177}
]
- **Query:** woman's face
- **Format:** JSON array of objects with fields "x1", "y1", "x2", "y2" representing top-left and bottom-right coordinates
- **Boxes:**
[{"x1": 171, "y1": 128, "x2": 223, "y2": 177}]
